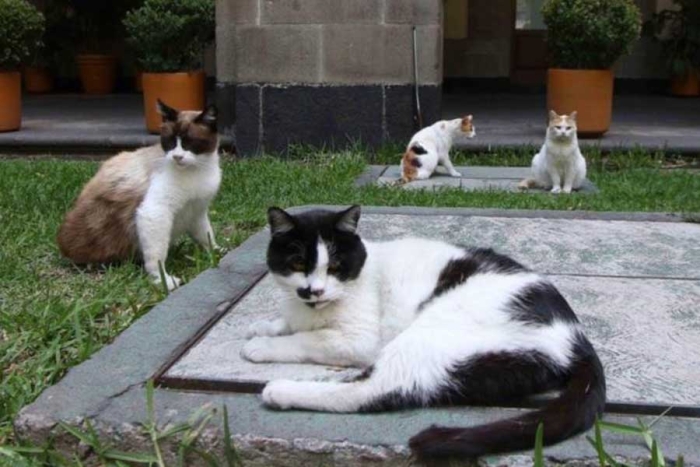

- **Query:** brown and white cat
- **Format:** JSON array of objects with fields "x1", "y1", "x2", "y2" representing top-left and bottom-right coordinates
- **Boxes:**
[
  {"x1": 400, "y1": 116, "x2": 475, "y2": 183},
  {"x1": 57, "y1": 100, "x2": 222, "y2": 290},
  {"x1": 519, "y1": 111, "x2": 587, "y2": 194}
]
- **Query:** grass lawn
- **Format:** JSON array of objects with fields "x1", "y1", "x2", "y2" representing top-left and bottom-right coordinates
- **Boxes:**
[{"x1": 0, "y1": 148, "x2": 698, "y2": 455}]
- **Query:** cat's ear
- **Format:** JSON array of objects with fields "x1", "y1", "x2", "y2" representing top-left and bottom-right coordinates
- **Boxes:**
[
  {"x1": 462, "y1": 115, "x2": 473, "y2": 123},
  {"x1": 268, "y1": 207, "x2": 295, "y2": 236},
  {"x1": 195, "y1": 104, "x2": 218, "y2": 131},
  {"x1": 157, "y1": 99, "x2": 179, "y2": 123},
  {"x1": 569, "y1": 111, "x2": 578, "y2": 121},
  {"x1": 549, "y1": 110, "x2": 559, "y2": 121},
  {"x1": 335, "y1": 205, "x2": 361, "y2": 234}
]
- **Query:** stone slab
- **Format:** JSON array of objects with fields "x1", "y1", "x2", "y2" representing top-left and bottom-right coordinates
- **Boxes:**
[
  {"x1": 383, "y1": 165, "x2": 531, "y2": 179},
  {"x1": 15, "y1": 208, "x2": 700, "y2": 465},
  {"x1": 377, "y1": 165, "x2": 599, "y2": 193},
  {"x1": 165, "y1": 273, "x2": 700, "y2": 408},
  {"x1": 354, "y1": 214, "x2": 700, "y2": 278}
]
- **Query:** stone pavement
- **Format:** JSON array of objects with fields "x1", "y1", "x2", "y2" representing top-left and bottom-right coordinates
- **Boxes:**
[
  {"x1": 0, "y1": 93, "x2": 698, "y2": 155},
  {"x1": 363, "y1": 165, "x2": 599, "y2": 192},
  {"x1": 443, "y1": 92, "x2": 700, "y2": 154},
  {"x1": 0, "y1": 94, "x2": 233, "y2": 154},
  {"x1": 15, "y1": 207, "x2": 700, "y2": 465}
]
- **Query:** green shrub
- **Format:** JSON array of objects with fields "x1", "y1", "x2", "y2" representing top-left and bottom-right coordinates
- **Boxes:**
[
  {"x1": 542, "y1": 0, "x2": 642, "y2": 69},
  {"x1": 123, "y1": 0, "x2": 215, "y2": 73},
  {"x1": 645, "y1": 0, "x2": 700, "y2": 78},
  {"x1": 0, "y1": 0, "x2": 45, "y2": 70}
]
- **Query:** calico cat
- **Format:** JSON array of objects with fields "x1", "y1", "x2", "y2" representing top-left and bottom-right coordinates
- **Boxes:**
[
  {"x1": 242, "y1": 205, "x2": 606, "y2": 459},
  {"x1": 400, "y1": 116, "x2": 475, "y2": 183},
  {"x1": 57, "y1": 100, "x2": 222, "y2": 290},
  {"x1": 519, "y1": 111, "x2": 587, "y2": 194}
]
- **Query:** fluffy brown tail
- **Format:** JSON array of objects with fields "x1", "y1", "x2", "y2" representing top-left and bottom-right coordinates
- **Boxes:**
[{"x1": 409, "y1": 344, "x2": 605, "y2": 459}]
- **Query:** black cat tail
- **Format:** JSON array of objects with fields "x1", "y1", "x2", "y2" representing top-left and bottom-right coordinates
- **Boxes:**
[{"x1": 409, "y1": 338, "x2": 606, "y2": 460}]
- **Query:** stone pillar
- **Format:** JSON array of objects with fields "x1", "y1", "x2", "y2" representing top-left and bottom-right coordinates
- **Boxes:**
[{"x1": 216, "y1": 0, "x2": 443, "y2": 155}]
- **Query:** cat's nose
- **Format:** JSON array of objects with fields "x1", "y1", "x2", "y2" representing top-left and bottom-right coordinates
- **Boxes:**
[
  {"x1": 173, "y1": 154, "x2": 184, "y2": 162},
  {"x1": 310, "y1": 288, "x2": 325, "y2": 297}
]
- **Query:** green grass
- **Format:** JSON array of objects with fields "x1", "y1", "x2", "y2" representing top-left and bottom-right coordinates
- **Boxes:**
[{"x1": 0, "y1": 148, "x2": 698, "y2": 458}]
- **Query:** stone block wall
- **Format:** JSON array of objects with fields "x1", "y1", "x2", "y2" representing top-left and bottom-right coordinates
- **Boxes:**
[{"x1": 216, "y1": 0, "x2": 443, "y2": 155}]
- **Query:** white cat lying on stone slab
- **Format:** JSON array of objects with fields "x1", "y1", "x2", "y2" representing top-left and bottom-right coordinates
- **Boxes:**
[{"x1": 242, "y1": 205, "x2": 606, "y2": 461}]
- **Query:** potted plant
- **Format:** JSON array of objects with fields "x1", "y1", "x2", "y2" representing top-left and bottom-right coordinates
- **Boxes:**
[
  {"x1": 542, "y1": 0, "x2": 642, "y2": 136},
  {"x1": 124, "y1": 0, "x2": 215, "y2": 133},
  {"x1": 0, "y1": 0, "x2": 44, "y2": 132},
  {"x1": 70, "y1": 0, "x2": 134, "y2": 94},
  {"x1": 22, "y1": 1, "x2": 72, "y2": 94},
  {"x1": 646, "y1": 0, "x2": 700, "y2": 97}
]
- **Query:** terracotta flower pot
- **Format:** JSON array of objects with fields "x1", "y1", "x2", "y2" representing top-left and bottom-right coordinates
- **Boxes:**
[
  {"x1": 670, "y1": 70, "x2": 699, "y2": 97},
  {"x1": 547, "y1": 69, "x2": 614, "y2": 137},
  {"x1": 142, "y1": 71, "x2": 205, "y2": 133},
  {"x1": 0, "y1": 71, "x2": 22, "y2": 132},
  {"x1": 135, "y1": 70, "x2": 143, "y2": 92},
  {"x1": 23, "y1": 66, "x2": 53, "y2": 94},
  {"x1": 76, "y1": 54, "x2": 117, "y2": 95}
]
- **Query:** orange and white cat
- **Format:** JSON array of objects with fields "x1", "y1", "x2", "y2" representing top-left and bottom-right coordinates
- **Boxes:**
[
  {"x1": 400, "y1": 116, "x2": 475, "y2": 183},
  {"x1": 519, "y1": 111, "x2": 586, "y2": 194}
]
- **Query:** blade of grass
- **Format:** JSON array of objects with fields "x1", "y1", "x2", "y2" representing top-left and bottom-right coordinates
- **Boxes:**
[
  {"x1": 223, "y1": 405, "x2": 242, "y2": 467},
  {"x1": 594, "y1": 418, "x2": 607, "y2": 467},
  {"x1": 534, "y1": 422, "x2": 544, "y2": 467},
  {"x1": 598, "y1": 420, "x2": 645, "y2": 435},
  {"x1": 103, "y1": 449, "x2": 159, "y2": 464}
]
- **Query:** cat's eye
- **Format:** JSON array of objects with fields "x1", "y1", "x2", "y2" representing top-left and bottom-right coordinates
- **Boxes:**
[
  {"x1": 556, "y1": 126, "x2": 563, "y2": 130},
  {"x1": 289, "y1": 261, "x2": 305, "y2": 272},
  {"x1": 327, "y1": 261, "x2": 341, "y2": 273}
]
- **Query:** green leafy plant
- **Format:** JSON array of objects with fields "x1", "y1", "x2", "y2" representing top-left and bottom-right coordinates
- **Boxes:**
[
  {"x1": 645, "y1": 0, "x2": 700, "y2": 78},
  {"x1": 68, "y1": 0, "x2": 139, "y2": 54},
  {"x1": 533, "y1": 410, "x2": 684, "y2": 467},
  {"x1": 542, "y1": 0, "x2": 642, "y2": 69},
  {"x1": 0, "y1": 0, "x2": 45, "y2": 71},
  {"x1": 123, "y1": 0, "x2": 215, "y2": 72}
]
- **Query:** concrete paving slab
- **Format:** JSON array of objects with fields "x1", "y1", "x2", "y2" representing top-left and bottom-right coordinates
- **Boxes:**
[
  {"x1": 382, "y1": 165, "x2": 531, "y2": 179},
  {"x1": 375, "y1": 165, "x2": 599, "y2": 193},
  {"x1": 356, "y1": 214, "x2": 700, "y2": 278},
  {"x1": 15, "y1": 207, "x2": 700, "y2": 465},
  {"x1": 165, "y1": 273, "x2": 700, "y2": 408}
]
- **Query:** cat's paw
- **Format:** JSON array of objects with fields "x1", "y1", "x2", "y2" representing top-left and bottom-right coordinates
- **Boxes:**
[
  {"x1": 562, "y1": 187, "x2": 573, "y2": 194},
  {"x1": 261, "y1": 379, "x2": 301, "y2": 410},
  {"x1": 241, "y1": 337, "x2": 274, "y2": 363},
  {"x1": 212, "y1": 244, "x2": 228, "y2": 255},
  {"x1": 550, "y1": 186, "x2": 562, "y2": 194},
  {"x1": 449, "y1": 171, "x2": 462, "y2": 178},
  {"x1": 246, "y1": 321, "x2": 277, "y2": 339},
  {"x1": 153, "y1": 274, "x2": 181, "y2": 291}
]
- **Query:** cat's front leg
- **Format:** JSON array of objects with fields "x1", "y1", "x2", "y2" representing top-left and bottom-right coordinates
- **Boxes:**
[
  {"x1": 189, "y1": 209, "x2": 221, "y2": 252},
  {"x1": 441, "y1": 153, "x2": 462, "y2": 177},
  {"x1": 548, "y1": 170, "x2": 562, "y2": 194},
  {"x1": 241, "y1": 330, "x2": 375, "y2": 367},
  {"x1": 562, "y1": 171, "x2": 575, "y2": 194},
  {"x1": 136, "y1": 207, "x2": 180, "y2": 290},
  {"x1": 246, "y1": 318, "x2": 291, "y2": 339}
]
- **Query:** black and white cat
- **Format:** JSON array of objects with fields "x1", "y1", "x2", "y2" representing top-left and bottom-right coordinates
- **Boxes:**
[{"x1": 242, "y1": 206, "x2": 606, "y2": 459}]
